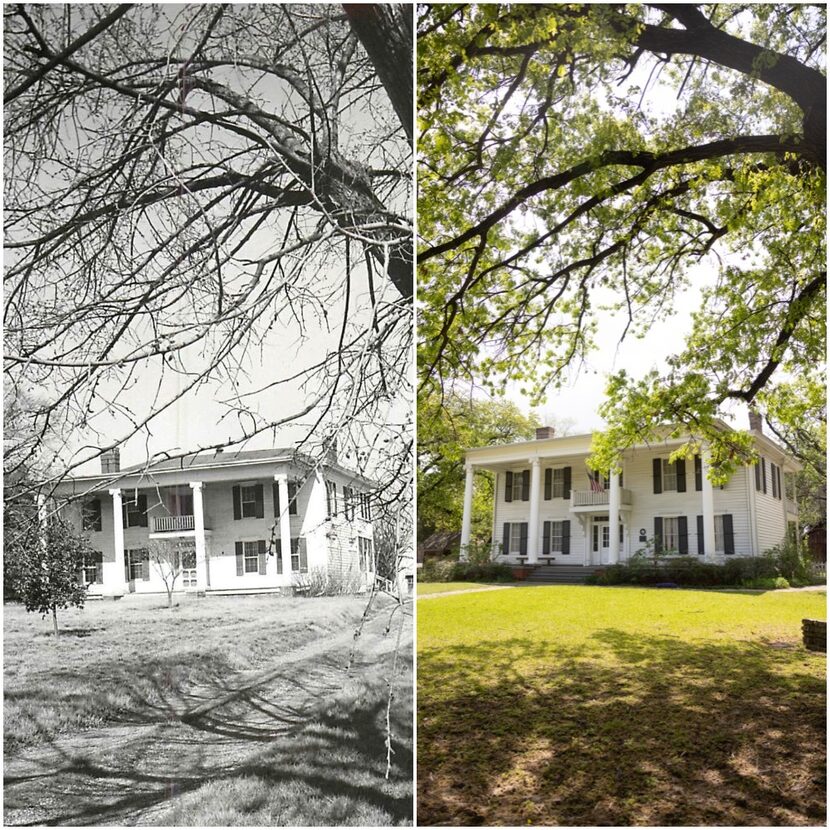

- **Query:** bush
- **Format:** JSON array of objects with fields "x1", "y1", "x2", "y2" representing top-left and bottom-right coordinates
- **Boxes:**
[
  {"x1": 587, "y1": 556, "x2": 795, "y2": 588},
  {"x1": 419, "y1": 557, "x2": 513, "y2": 583},
  {"x1": 763, "y1": 539, "x2": 814, "y2": 586},
  {"x1": 294, "y1": 566, "x2": 365, "y2": 596}
]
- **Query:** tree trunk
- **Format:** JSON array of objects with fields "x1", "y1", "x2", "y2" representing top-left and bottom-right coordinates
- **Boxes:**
[
  {"x1": 343, "y1": 4, "x2": 413, "y2": 142},
  {"x1": 52, "y1": 606, "x2": 58, "y2": 638},
  {"x1": 167, "y1": 588, "x2": 173, "y2": 609}
]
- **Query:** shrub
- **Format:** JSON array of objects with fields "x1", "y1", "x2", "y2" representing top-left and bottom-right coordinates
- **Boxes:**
[
  {"x1": 295, "y1": 566, "x2": 365, "y2": 596},
  {"x1": 587, "y1": 556, "x2": 796, "y2": 588},
  {"x1": 419, "y1": 557, "x2": 457, "y2": 583},
  {"x1": 763, "y1": 539, "x2": 814, "y2": 586},
  {"x1": 449, "y1": 561, "x2": 514, "y2": 583}
]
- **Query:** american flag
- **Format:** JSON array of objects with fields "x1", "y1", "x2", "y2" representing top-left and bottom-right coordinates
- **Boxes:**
[{"x1": 588, "y1": 472, "x2": 605, "y2": 493}]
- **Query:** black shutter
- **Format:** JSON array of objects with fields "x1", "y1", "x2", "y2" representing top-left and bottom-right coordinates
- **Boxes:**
[
  {"x1": 771, "y1": 465, "x2": 778, "y2": 499},
  {"x1": 521, "y1": 470, "x2": 530, "y2": 501},
  {"x1": 258, "y1": 539, "x2": 267, "y2": 574},
  {"x1": 288, "y1": 480, "x2": 298, "y2": 515},
  {"x1": 505, "y1": 472, "x2": 513, "y2": 503},
  {"x1": 124, "y1": 553, "x2": 130, "y2": 582},
  {"x1": 676, "y1": 459, "x2": 686, "y2": 493},
  {"x1": 697, "y1": 515, "x2": 704, "y2": 555},
  {"x1": 235, "y1": 541, "x2": 244, "y2": 575},
  {"x1": 761, "y1": 458, "x2": 767, "y2": 494},
  {"x1": 544, "y1": 469, "x2": 552, "y2": 500},
  {"x1": 654, "y1": 517, "x2": 663, "y2": 554},
  {"x1": 275, "y1": 539, "x2": 283, "y2": 574},
  {"x1": 254, "y1": 484, "x2": 264, "y2": 519},
  {"x1": 519, "y1": 522, "x2": 528, "y2": 555},
  {"x1": 299, "y1": 538, "x2": 308, "y2": 571},
  {"x1": 563, "y1": 467, "x2": 572, "y2": 499},
  {"x1": 142, "y1": 549, "x2": 151, "y2": 580},
  {"x1": 122, "y1": 499, "x2": 129, "y2": 528},
  {"x1": 653, "y1": 459, "x2": 662, "y2": 494},
  {"x1": 592, "y1": 524, "x2": 598, "y2": 553},
  {"x1": 134, "y1": 495, "x2": 147, "y2": 527},
  {"x1": 723, "y1": 514, "x2": 735, "y2": 555},
  {"x1": 233, "y1": 486, "x2": 242, "y2": 520},
  {"x1": 502, "y1": 523, "x2": 511, "y2": 555},
  {"x1": 778, "y1": 466, "x2": 783, "y2": 500},
  {"x1": 678, "y1": 516, "x2": 688, "y2": 555},
  {"x1": 273, "y1": 482, "x2": 281, "y2": 517},
  {"x1": 754, "y1": 461, "x2": 761, "y2": 491},
  {"x1": 562, "y1": 520, "x2": 570, "y2": 555},
  {"x1": 542, "y1": 521, "x2": 551, "y2": 555},
  {"x1": 94, "y1": 499, "x2": 102, "y2": 531},
  {"x1": 694, "y1": 457, "x2": 702, "y2": 492}
]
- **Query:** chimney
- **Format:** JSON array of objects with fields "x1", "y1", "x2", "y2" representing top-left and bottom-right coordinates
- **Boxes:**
[
  {"x1": 101, "y1": 448, "x2": 120, "y2": 473},
  {"x1": 748, "y1": 410, "x2": 763, "y2": 433},
  {"x1": 535, "y1": 426, "x2": 556, "y2": 440},
  {"x1": 325, "y1": 437, "x2": 338, "y2": 464}
]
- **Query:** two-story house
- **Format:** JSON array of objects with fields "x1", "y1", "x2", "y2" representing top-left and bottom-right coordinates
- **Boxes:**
[
  {"x1": 460, "y1": 415, "x2": 800, "y2": 567},
  {"x1": 52, "y1": 446, "x2": 376, "y2": 597}
]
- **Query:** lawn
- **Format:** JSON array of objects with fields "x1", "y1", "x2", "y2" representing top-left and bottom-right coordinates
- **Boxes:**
[
  {"x1": 5, "y1": 593, "x2": 413, "y2": 826},
  {"x1": 417, "y1": 581, "x2": 514, "y2": 595},
  {"x1": 418, "y1": 585, "x2": 826, "y2": 826}
]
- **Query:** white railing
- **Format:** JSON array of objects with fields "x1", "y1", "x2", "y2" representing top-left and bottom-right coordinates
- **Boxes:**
[
  {"x1": 153, "y1": 515, "x2": 195, "y2": 532},
  {"x1": 571, "y1": 488, "x2": 632, "y2": 508}
]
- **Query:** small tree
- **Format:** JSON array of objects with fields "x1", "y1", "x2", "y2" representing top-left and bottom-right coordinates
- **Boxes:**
[
  {"x1": 148, "y1": 539, "x2": 186, "y2": 609},
  {"x1": 6, "y1": 515, "x2": 92, "y2": 637}
]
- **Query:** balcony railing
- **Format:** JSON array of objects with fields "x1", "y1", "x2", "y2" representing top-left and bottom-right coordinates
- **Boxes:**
[
  {"x1": 153, "y1": 515, "x2": 195, "y2": 532},
  {"x1": 571, "y1": 488, "x2": 632, "y2": 508}
]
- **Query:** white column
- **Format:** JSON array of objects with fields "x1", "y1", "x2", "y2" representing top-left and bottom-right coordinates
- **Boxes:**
[
  {"x1": 36, "y1": 492, "x2": 48, "y2": 553},
  {"x1": 109, "y1": 488, "x2": 126, "y2": 591},
  {"x1": 527, "y1": 458, "x2": 541, "y2": 564},
  {"x1": 701, "y1": 453, "x2": 716, "y2": 561},
  {"x1": 460, "y1": 463, "x2": 474, "y2": 561},
  {"x1": 189, "y1": 482, "x2": 208, "y2": 591},
  {"x1": 274, "y1": 474, "x2": 292, "y2": 581},
  {"x1": 608, "y1": 468, "x2": 620, "y2": 564}
]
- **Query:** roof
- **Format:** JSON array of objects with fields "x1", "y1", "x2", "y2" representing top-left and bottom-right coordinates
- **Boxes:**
[
  {"x1": 52, "y1": 446, "x2": 378, "y2": 493},
  {"x1": 119, "y1": 447, "x2": 295, "y2": 473},
  {"x1": 419, "y1": 530, "x2": 461, "y2": 553}
]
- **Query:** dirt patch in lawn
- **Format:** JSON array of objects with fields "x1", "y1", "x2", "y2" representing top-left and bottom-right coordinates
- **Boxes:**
[{"x1": 5, "y1": 593, "x2": 412, "y2": 826}]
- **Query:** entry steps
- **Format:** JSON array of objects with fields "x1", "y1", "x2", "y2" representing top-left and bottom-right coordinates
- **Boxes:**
[{"x1": 522, "y1": 564, "x2": 601, "y2": 585}]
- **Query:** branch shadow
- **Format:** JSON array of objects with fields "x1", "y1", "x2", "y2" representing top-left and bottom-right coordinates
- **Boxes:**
[
  {"x1": 418, "y1": 630, "x2": 825, "y2": 826},
  {"x1": 5, "y1": 638, "x2": 413, "y2": 825}
]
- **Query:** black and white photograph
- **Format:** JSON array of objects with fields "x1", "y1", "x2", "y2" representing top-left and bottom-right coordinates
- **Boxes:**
[{"x1": 4, "y1": 3, "x2": 414, "y2": 825}]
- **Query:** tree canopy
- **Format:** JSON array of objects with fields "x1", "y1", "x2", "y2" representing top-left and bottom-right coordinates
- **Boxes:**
[
  {"x1": 417, "y1": 387, "x2": 540, "y2": 542},
  {"x1": 4, "y1": 3, "x2": 413, "y2": 509},
  {"x1": 418, "y1": 3, "x2": 825, "y2": 481}
]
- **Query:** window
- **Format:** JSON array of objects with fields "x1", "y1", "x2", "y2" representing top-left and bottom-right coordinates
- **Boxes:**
[
  {"x1": 125, "y1": 548, "x2": 149, "y2": 581},
  {"x1": 241, "y1": 485, "x2": 258, "y2": 518},
  {"x1": 243, "y1": 540, "x2": 260, "y2": 574},
  {"x1": 291, "y1": 537, "x2": 308, "y2": 573},
  {"x1": 552, "y1": 469, "x2": 564, "y2": 498},
  {"x1": 123, "y1": 495, "x2": 147, "y2": 528},
  {"x1": 662, "y1": 459, "x2": 678, "y2": 492},
  {"x1": 550, "y1": 521, "x2": 563, "y2": 551},
  {"x1": 80, "y1": 552, "x2": 102, "y2": 585},
  {"x1": 509, "y1": 523, "x2": 522, "y2": 553},
  {"x1": 326, "y1": 481, "x2": 337, "y2": 518},
  {"x1": 511, "y1": 474, "x2": 523, "y2": 501},
  {"x1": 235, "y1": 539, "x2": 265, "y2": 575},
  {"x1": 359, "y1": 493, "x2": 372, "y2": 521},
  {"x1": 662, "y1": 517, "x2": 679, "y2": 552},
  {"x1": 343, "y1": 486, "x2": 355, "y2": 520},
  {"x1": 358, "y1": 537, "x2": 373, "y2": 571},
  {"x1": 82, "y1": 499, "x2": 102, "y2": 532},
  {"x1": 714, "y1": 515, "x2": 725, "y2": 553}
]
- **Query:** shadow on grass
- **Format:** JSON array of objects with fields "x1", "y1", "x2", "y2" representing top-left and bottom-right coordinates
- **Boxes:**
[
  {"x1": 35, "y1": 628, "x2": 105, "y2": 639},
  {"x1": 418, "y1": 630, "x2": 825, "y2": 826},
  {"x1": 5, "y1": 640, "x2": 413, "y2": 826}
]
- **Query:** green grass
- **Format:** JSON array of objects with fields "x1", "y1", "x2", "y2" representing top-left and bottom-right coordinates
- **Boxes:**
[
  {"x1": 417, "y1": 581, "x2": 513, "y2": 595},
  {"x1": 5, "y1": 593, "x2": 412, "y2": 825},
  {"x1": 418, "y1": 585, "x2": 826, "y2": 826}
]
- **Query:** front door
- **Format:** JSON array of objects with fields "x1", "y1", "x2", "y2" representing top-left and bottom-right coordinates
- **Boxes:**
[
  {"x1": 598, "y1": 523, "x2": 612, "y2": 564},
  {"x1": 181, "y1": 547, "x2": 197, "y2": 589}
]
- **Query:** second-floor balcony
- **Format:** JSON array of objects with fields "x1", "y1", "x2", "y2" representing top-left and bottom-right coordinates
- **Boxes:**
[
  {"x1": 152, "y1": 515, "x2": 198, "y2": 533},
  {"x1": 570, "y1": 488, "x2": 633, "y2": 511}
]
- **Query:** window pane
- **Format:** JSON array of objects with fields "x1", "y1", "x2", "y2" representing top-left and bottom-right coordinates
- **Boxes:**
[
  {"x1": 552, "y1": 469, "x2": 564, "y2": 498},
  {"x1": 510, "y1": 524, "x2": 521, "y2": 553},
  {"x1": 662, "y1": 459, "x2": 677, "y2": 491},
  {"x1": 714, "y1": 515, "x2": 724, "y2": 552}
]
